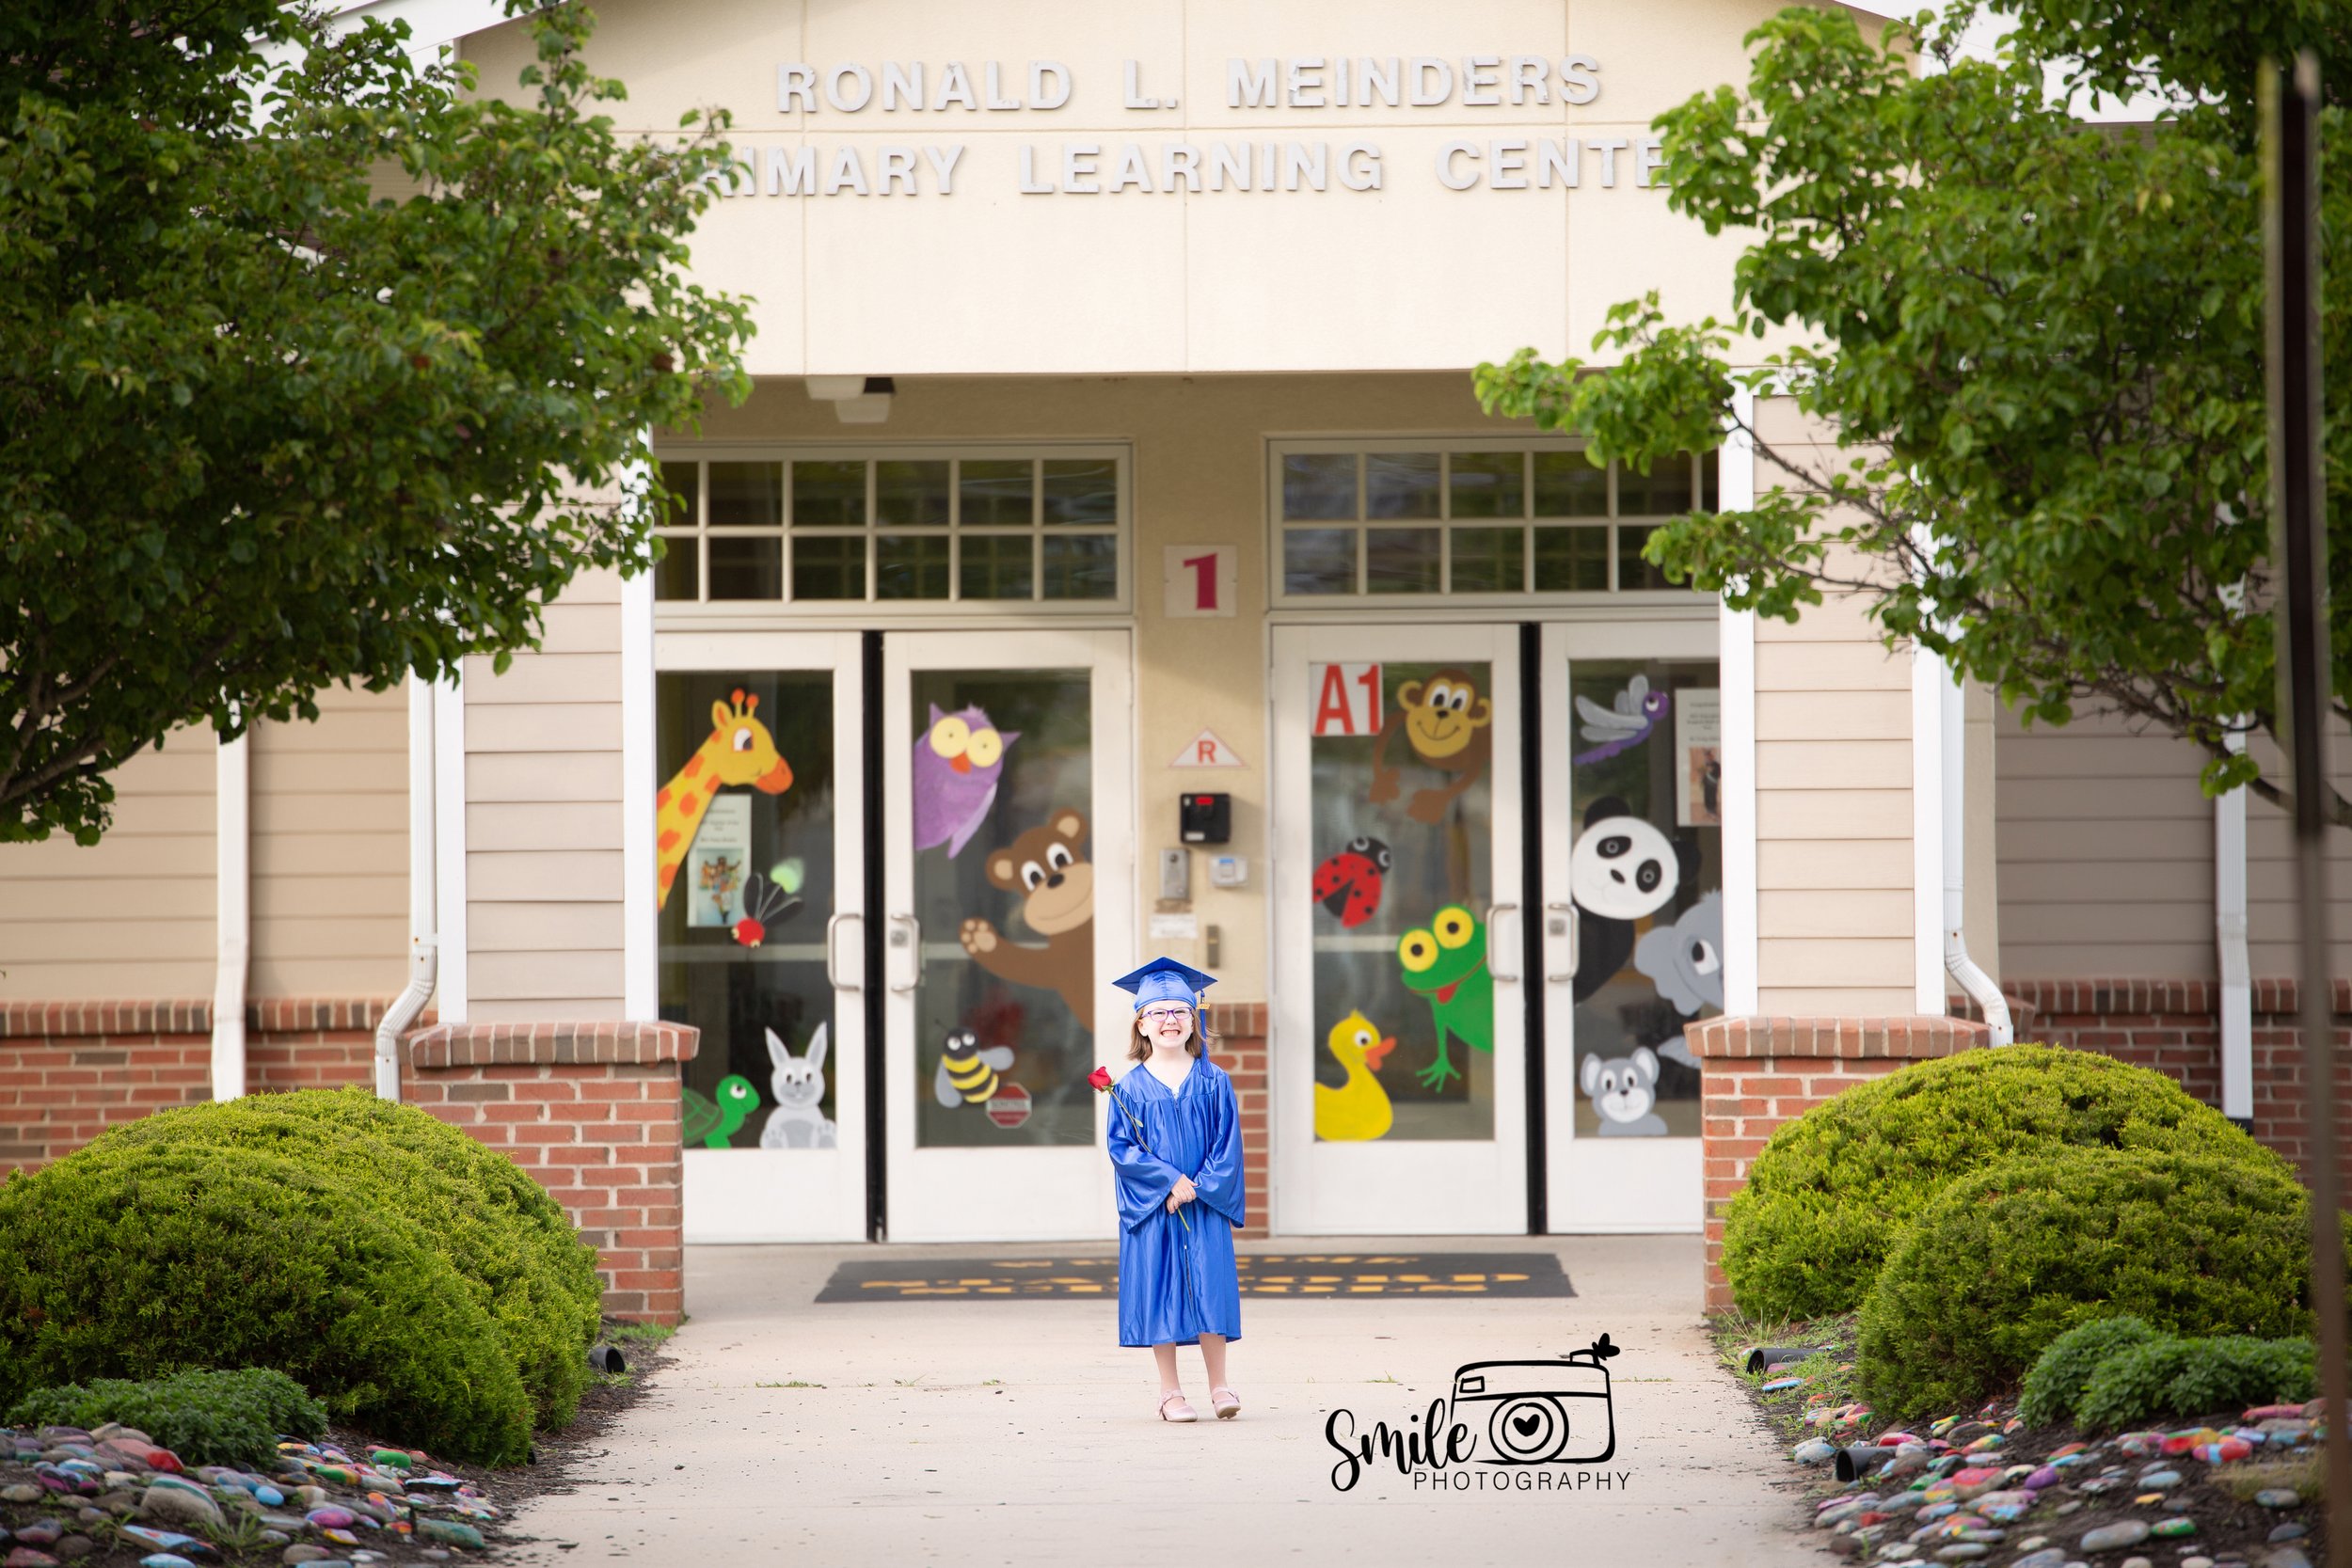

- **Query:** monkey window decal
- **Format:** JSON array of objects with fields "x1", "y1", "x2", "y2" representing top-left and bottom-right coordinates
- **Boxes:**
[{"x1": 1367, "y1": 671, "x2": 1494, "y2": 824}]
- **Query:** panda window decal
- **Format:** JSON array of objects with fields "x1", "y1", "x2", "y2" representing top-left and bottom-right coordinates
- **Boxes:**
[{"x1": 1565, "y1": 659, "x2": 1723, "y2": 1142}]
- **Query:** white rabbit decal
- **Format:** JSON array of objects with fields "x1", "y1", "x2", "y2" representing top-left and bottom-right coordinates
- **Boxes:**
[{"x1": 758, "y1": 1022, "x2": 839, "y2": 1149}]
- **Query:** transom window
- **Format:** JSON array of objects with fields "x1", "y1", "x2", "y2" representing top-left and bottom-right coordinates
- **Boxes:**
[
  {"x1": 1271, "y1": 439, "x2": 1719, "y2": 602},
  {"x1": 653, "y1": 446, "x2": 1127, "y2": 609}
]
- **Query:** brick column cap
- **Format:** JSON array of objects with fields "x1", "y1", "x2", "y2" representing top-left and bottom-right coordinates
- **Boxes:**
[
  {"x1": 405, "y1": 1020, "x2": 700, "y2": 1069},
  {"x1": 1687, "y1": 1014, "x2": 1990, "y2": 1060}
]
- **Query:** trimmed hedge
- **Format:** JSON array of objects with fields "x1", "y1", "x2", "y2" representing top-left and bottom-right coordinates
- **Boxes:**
[
  {"x1": 7, "y1": 1368, "x2": 326, "y2": 1470},
  {"x1": 2016, "y1": 1317, "x2": 2162, "y2": 1426},
  {"x1": 2075, "y1": 1336, "x2": 2316, "y2": 1430},
  {"x1": 0, "y1": 1141, "x2": 535, "y2": 1465},
  {"x1": 87, "y1": 1089, "x2": 602, "y2": 1429},
  {"x1": 1856, "y1": 1147, "x2": 2319, "y2": 1417},
  {"x1": 1721, "y1": 1046, "x2": 2280, "y2": 1321}
]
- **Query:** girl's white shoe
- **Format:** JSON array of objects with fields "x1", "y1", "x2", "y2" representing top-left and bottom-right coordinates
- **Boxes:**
[
  {"x1": 1158, "y1": 1389, "x2": 1199, "y2": 1422},
  {"x1": 1210, "y1": 1386, "x2": 1241, "y2": 1419}
]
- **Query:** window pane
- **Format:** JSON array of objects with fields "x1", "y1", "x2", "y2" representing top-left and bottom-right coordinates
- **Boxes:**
[
  {"x1": 1534, "y1": 525, "x2": 1611, "y2": 592},
  {"x1": 1283, "y1": 528, "x2": 1355, "y2": 594},
  {"x1": 1617, "y1": 525, "x2": 1674, "y2": 590},
  {"x1": 792, "y1": 460, "x2": 866, "y2": 528},
  {"x1": 709, "y1": 462, "x2": 784, "y2": 528},
  {"x1": 1366, "y1": 452, "x2": 1440, "y2": 519},
  {"x1": 1533, "y1": 451, "x2": 1609, "y2": 516},
  {"x1": 1449, "y1": 451, "x2": 1524, "y2": 519},
  {"x1": 1042, "y1": 459, "x2": 1118, "y2": 525},
  {"x1": 707, "y1": 535, "x2": 783, "y2": 599},
  {"x1": 658, "y1": 461, "x2": 699, "y2": 528},
  {"x1": 876, "y1": 534, "x2": 950, "y2": 599},
  {"x1": 654, "y1": 533, "x2": 699, "y2": 601},
  {"x1": 1618, "y1": 457, "x2": 1692, "y2": 516},
  {"x1": 1701, "y1": 449, "x2": 1720, "y2": 512},
  {"x1": 1282, "y1": 453, "x2": 1357, "y2": 520},
  {"x1": 960, "y1": 459, "x2": 1034, "y2": 526},
  {"x1": 1042, "y1": 534, "x2": 1118, "y2": 599},
  {"x1": 1365, "y1": 527, "x2": 1441, "y2": 593},
  {"x1": 792, "y1": 534, "x2": 864, "y2": 600},
  {"x1": 961, "y1": 533, "x2": 1034, "y2": 599},
  {"x1": 1450, "y1": 527, "x2": 1523, "y2": 593},
  {"x1": 876, "y1": 461, "x2": 949, "y2": 527}
]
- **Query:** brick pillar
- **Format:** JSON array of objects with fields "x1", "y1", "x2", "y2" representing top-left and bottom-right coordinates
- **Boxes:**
[
  {"x1": 1208, "y1": 1002, "x2": 1269, "y2": 1242},
  {"x1": 1687, "y1": 1015, "x2": 1990, "y2": 1313},
  {"x1": 402, "y1": 1021, "x2": 700, "y2": 1323}
]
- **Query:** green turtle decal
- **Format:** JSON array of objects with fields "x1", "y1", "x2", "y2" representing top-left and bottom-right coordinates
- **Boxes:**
[{"x1": 681, "y1": 1074, "x2": 761, "y2": 1148}]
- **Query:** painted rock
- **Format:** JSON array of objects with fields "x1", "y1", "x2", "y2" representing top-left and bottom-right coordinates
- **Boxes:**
[
  {"x1": 2024, "y1": 1466, "x2": 2062, "y2": 1490},
  {"x1": 11, "y1": 1527, "x2": 58, "y2": 1549},
  {"x1": 305, "y1": 1509, "x2": 357, "y2": 1530},
  {"x1": 2150, "y1": 1518, "x2": 2196, "y2": 1539},
  {"x1": 2010, "y1": 1552, "x2": 2068, "y2": 1568},
  {"x1": 119, "y1": 1528, "x2": 208, "y2": 1554},
  {"x1": 2256, "y1": 1488, "x2": 2302, "y2": 1508},
  {"x1": 1963, "y1": 1434, "x2": 2004, "y2": 1453},
  {"x1": 2270, "y1": 1524, "x2": 2310, "y2": 1544},
  {"x1": 1878, "y1": 1432, "x2": 1921, "y2": 1448},
  {"x1": 2115, "y1": 1433, "x2": 2166, "y2": 1457},
  {"x1": 2137, "y1": 1468, "x2": 2183, "y2": 1490},
  {"x1": 1932, "y1": 1547, "x2": 1987, "y2": 1562},
  {"x1": 136, "y1": 1557, "x2": 198, "y2": 1568},
  {"x1": 320, "y1": 1530, "x2": 359, "y2": 1547},
  {"x1": 1795, "y1": 1438, "x2": 1839, "y2": 1464},
  {"x1": 368, "y1": 1450, "x2": 413, "y2": 1472},
  {"x1": 2, "y1": 1549, "x2": 58, "y2": 1568},
  {"x1": 418, "y1": 1521, "x2": 485, "y2": 1549},
  {"x1": 1947, "y1": 1467, "x2": 2003, "y2": 1499},
  {"x1": 2245, "y1": 1404, "x2": 2307, "y2": 1421},
  {"x1": 2080, "y1": 1521, "x2": 2152, "y2": 1552}
]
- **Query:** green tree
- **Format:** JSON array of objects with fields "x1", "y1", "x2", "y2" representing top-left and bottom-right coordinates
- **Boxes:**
[
  {"x1": 1, "y1": 0, "x2": 752, "y2": 844},
  {"x1": 1475, "y1": 2, "x2": 2351, "y2": 818}
]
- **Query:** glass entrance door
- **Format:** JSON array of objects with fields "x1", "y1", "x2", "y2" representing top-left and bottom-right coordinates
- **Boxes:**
[
  {"x1": 659, "y1": 631, "x2": 867, "y2": 1243},
  {"x1": 1540, "y1": 622, "x2": 1719, "y2": 1231},
  {"x1": 881, "y1": 629, "x2": 1135, "y2": 1241},
  {"x1": 1270, "y1": 624, "x2": 1528, "y2": 1234}
]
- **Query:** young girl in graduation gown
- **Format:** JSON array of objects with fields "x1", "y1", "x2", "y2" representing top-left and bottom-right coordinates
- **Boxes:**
[{"x1": 1102, "y1": 956, "x2": 1246, "y2": 1424}]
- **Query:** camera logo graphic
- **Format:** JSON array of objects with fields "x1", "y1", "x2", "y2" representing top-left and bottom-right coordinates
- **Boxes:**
[{"x1": 1448, "y1": 1334, "x2": 1619, "y2": 1465}]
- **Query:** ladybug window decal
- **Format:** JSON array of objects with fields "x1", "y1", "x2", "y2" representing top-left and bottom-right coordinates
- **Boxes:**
[{"x1": 1311, "y1": 836, "x2": 1391, "y2": 929}]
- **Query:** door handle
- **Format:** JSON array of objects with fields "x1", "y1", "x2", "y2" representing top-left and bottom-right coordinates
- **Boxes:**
[
  {"x1": 1486, "y1": 902, "x2": 1520, "y2": 982},
  {"x1": 887, "y1": 912, "x2": 922, "y2": 994},
  {"x1": 1545, "y1": 900, "x2": 1579, "y2": 984},
  {"x1": 825, "y1": 911, "x2": 864, "y2": 992}
]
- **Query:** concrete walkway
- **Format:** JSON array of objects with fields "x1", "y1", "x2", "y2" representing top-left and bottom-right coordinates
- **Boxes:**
[{"x1": 507, "y1": 1236, "x2": 1818, "y2": 1567}]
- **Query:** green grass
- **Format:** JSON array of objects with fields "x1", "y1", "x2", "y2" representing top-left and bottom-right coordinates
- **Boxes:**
[
  {"x1": 1708, "y1": 1311, "x2": 1861, "y2": 1443},
  {"x1": 2216, "y1": 1456, "x2": 2322, "y2": 1505},
  {"x1": 604, "y1": 1320, "x2": 679, "y2": 1345}
]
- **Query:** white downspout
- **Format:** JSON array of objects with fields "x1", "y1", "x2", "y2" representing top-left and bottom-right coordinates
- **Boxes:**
[
  {"x1": 2217, "y1": 728, "x2": 2254, "y2": 1120},
  {"x1": 212, "y1": 732, "x2": 251, "y2": 1100},
  {"x1": 375, "y1": 675, "x2": 441, "y2": 1100},
  {"x1": 1941, "y1": 664, "x2": 2014, "y2": 1043}
]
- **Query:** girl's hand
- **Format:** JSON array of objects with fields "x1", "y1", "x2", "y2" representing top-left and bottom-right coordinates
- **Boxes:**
[{"x1": 1166, "y1": 1175, "x2": 1197, "y2": 1212}]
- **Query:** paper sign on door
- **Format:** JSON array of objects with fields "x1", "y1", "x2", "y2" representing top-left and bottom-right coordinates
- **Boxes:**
[{"x1": 1310, "y1": 663, "x2": 1383, "y2": 736}]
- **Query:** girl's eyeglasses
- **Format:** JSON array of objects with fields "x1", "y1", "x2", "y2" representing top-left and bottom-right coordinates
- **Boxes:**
[{"x1": 1140, "y1": 1006, "x2": 1194, "y2": 1023}]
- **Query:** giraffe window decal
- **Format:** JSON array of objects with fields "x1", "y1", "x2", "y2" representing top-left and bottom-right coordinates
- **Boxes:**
[{"x1": 656, "y1": 688, "x2": 796, "y2": 908}]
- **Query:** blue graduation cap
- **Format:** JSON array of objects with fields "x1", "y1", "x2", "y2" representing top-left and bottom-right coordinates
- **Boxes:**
[{"x1": 1111, "y1": 955, "x2": 1217, "y2": 1011}]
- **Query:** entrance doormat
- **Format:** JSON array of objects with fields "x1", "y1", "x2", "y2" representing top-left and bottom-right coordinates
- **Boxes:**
[{"x1": 815, "y1": 1251, "x2": 1575, "y2": 1302}]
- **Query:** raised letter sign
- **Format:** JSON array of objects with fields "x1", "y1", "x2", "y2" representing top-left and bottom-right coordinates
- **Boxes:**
[{"x1": 1311, "y1": 663, "x2": 1383, "y2": 736}]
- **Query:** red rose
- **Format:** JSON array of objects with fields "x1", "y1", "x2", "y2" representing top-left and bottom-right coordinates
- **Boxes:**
[{"x1": 1088, "y1": 1066, "x2": 1112, "y2": 1091}]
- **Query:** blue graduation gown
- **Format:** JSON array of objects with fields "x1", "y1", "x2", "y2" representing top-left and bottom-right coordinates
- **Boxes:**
[{"x1": 1104, "y1": 1055, "x2": 1245, "y2": 1348}]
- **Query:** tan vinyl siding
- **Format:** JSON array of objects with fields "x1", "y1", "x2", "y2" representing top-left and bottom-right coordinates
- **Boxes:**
[
  {"x1": 1994, "y1": 705, "x2": 2216, "y2": 979},
  {"x1": 249, "y1": 684, "x2": 409, "y2": 997},
  {"x1": 463, "y1": 567, "x2": 627, "y2": 1020},
  {"x1": 1749, "y1": 395, "x2": 1915, "y2": 1014},
  {"x1": 0, "y1": 729, "x2": 216, "y2": 997}
]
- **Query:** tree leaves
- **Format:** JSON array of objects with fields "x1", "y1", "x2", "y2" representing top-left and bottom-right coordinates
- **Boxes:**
[
  {"x1": 0, "y1": 0, "x2": 753, "y2": 842},
  {"x1": 1476, "y1": 2, "x2": 2352, "y2": 821}
]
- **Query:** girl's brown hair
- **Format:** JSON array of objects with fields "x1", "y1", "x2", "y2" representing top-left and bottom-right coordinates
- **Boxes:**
[{"x1": 1126, "y1": 1004, "x2": 1219, "y2": 1063}]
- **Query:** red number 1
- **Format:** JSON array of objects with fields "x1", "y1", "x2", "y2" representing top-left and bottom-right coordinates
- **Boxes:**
[
  {"x1": 1183, "y1": 551, "x2": 1219, "y2": 612},
  {"x1": 1358, "y1": 665, "x2": 1381, "y2": 733}
]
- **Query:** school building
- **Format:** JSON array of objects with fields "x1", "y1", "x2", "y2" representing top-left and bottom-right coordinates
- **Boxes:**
[{"x1": 3, "y1": 0, "x2": 2341, "y2": 1320}]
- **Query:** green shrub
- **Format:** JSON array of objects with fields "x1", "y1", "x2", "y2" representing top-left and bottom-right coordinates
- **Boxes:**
[
  {"x1": 0, "y1": 1141, "x2": 534, "y2": 1465},
  {"x1": 1856, "y1": 1147, "x2": 2318, "y2": 1417},
  {"x1": 2075, "y1": 1335, "x2": 2317, "y2": 1430},
  {"x1": 7, "y1": 1368, "x2": 326, "y2": 1469},
  {"x1": 88, "y1": 1088, "x2": 601, "y2": 1429},
  {"x1": 1722, "y1": 1046, "x2": 2280, "y2": 1321},
  {"x1": 2017, "y1": 1317, "x2": 2162, "y2": 1426}
]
